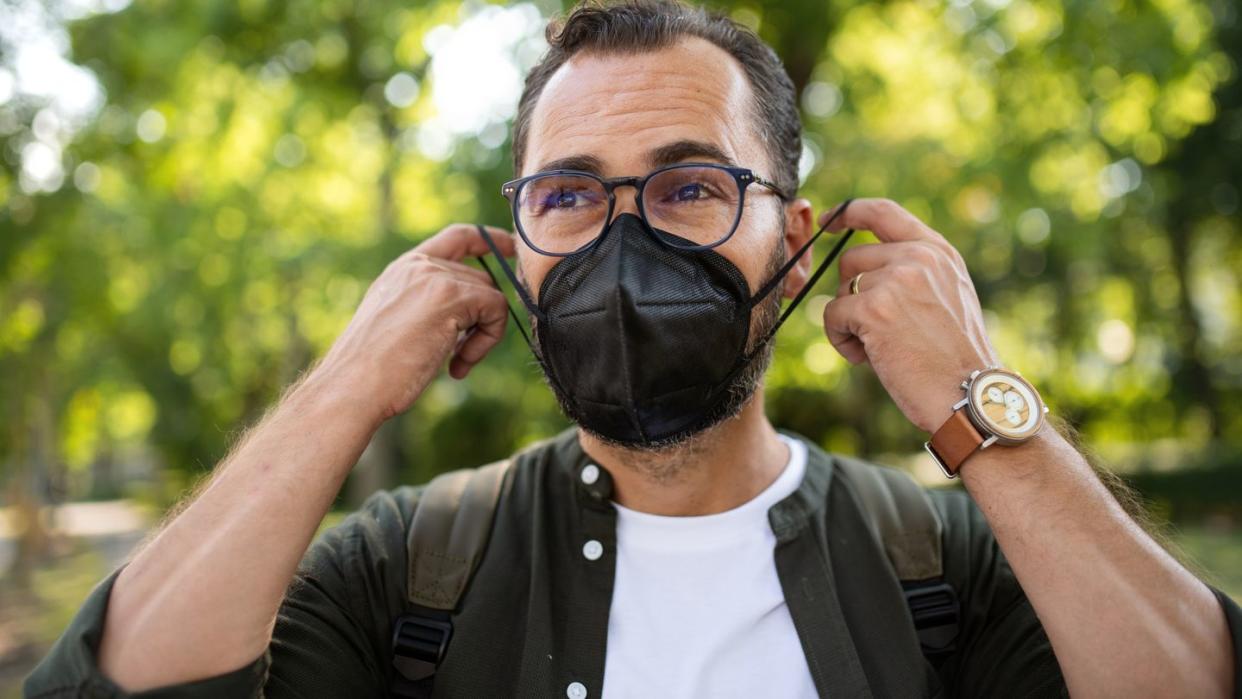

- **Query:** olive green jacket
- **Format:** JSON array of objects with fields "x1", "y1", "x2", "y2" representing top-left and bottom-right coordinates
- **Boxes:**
[{"x1": 25, "y1": 428, "x2": 1242, "y2": 697}]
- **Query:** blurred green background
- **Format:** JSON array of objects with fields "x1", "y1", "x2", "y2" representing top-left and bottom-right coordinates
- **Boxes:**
[{"x1": 1, "y1": 0, "x2": 1240, "y2": 692}]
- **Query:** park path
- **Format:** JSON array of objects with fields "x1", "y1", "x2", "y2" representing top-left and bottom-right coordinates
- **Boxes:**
[{"x1": 0, "y1": 500, "x2": 150, "y2": 578}]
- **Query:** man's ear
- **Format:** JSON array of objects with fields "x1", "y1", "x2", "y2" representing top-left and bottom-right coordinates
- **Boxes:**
[{"x1": 781, "y1": 197, "x2": 816, "y2": 299}]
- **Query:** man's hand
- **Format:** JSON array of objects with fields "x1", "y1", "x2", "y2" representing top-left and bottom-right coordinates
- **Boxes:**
[
  {"x1": 316, "y1": 224, "x2": 516, "y2": 424},
  {"x1": 819, "y1": 198, "x2": 1002, "y2": 433}
]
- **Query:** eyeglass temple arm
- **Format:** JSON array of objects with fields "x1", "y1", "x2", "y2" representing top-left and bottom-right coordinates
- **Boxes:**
[{"x1": 744, "y1": 173, "x2": 793, "y2": 201}]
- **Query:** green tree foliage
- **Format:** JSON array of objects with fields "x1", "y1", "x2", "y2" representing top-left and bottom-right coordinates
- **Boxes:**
[{"x1": 0, "y1": 0, "x2": 1238, "y2": 516}]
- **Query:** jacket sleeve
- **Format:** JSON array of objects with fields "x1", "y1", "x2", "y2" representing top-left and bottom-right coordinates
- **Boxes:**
[
  {"x1": 22, "y1": 568, "x2": 268, "y2": 699},
  {"x1": 928, "y1": 488, "x2": 1069, "y2": 698},
  {"x1": 23, "y1": 486, "x2": 419, "y2": 698},
  {"x1": 1211, "y1": 585, "x2": 1242, "y2": 696}
]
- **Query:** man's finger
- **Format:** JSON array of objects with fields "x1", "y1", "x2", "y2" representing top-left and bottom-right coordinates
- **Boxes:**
[
  {"x1": 821, "y1": 293, "x2": 870, "y2": 364},
  {"x1": 818, "y1": 198, "x2": 942, "y2": 244},
  {"x1": 421, "y1": 256, "x2": 496, "y2": 288},
  {"x1": 835, "y1": 264, "x2": 888, "y2": 298},
  {"x1": 414, "y1": 224, "x2": 517, "y2": 262},
  {"x1": 838, "y1": 240, "x2": 941, "y2": 281},
  {"x1": 448, "y1": 286, "x2": 510, "y2": 379},
  {"x1": 816, "y1": 200, "x2": 853, "y2": 235}
]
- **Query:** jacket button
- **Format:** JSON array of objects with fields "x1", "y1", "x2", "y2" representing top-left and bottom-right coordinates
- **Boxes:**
[
  {"x1": 582, "y1": 539, "x2": 603, "y2": 561},
  {"x1": 566, "y1": 681, "x2": 588, "y2": 699},
  {"x1": 580, "y1": 463, "x2": 600, "y2": 485}
]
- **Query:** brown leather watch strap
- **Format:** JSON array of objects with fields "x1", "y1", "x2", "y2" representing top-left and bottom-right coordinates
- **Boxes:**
[{"x1": 927, "y1": 409, "x2": 985, "y2": 477}]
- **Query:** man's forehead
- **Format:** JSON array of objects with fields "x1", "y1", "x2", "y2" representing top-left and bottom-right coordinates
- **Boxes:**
[{"x1": 523, "y1": 36, "x2": 760, "y2": 177}]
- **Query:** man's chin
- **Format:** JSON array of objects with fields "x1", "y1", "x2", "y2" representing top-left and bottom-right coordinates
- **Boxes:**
[
  {"x1": 574, "y1": 418, "x2": 720, "y2": 455},
  {"x1": 566, "y1": 380, "x2": 765, "y2": 455}
]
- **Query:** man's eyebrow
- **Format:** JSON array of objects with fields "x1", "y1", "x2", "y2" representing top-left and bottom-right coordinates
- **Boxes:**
[
  {"x1": 649, "y1": 140, "x2": 736, "y2": 168},
  {"x1": 533, "y1": 154, "x2": 605, "y2": 175},
  {"x1": 531, "y1": 141, "x2": 734, "y2": 176}
]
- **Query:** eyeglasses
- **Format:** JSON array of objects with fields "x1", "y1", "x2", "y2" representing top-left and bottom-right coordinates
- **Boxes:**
[{"x1": 500, "y1": 162, "x2": 790, "y2": 257}]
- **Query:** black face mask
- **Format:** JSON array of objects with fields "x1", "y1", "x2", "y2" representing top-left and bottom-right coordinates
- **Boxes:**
[{"x1": 477, "y1": 199, "x2": 854, "y2": 447}]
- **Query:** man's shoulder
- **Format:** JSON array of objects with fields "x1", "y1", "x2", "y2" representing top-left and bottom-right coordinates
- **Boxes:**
[
  {"x1": 345, "y1": 483, "x2": 425, "y2": 531},
  {"x1": 783, "y1": 429, "x2": 981, "y2": 530},
  {"x1": 781, "y1": 430, "x2": 998, "y2": 572},
  {"x1": 826, "y1": 449, "x2": 994, "y2": 559},
  {"x1": 922, "y1": 485, "x2": 984, "y2": 528},
  {"x1": 328, "y1": 427, "x2": 580, "y2": 540}
]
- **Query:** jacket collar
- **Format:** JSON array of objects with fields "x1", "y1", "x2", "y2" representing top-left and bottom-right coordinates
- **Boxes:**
[{"x1": 544, "y1": 426, "x2": 835, "y2": 526}]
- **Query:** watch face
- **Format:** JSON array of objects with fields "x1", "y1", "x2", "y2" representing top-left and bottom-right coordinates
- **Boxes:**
[{"x1": 967, "y1": 369, "x2": 1045, "y2": 443}]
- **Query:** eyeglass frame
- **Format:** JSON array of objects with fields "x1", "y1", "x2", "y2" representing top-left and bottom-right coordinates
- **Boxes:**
[{"x1": 499, "y1": 161, "x2": 791, "y2": 257}]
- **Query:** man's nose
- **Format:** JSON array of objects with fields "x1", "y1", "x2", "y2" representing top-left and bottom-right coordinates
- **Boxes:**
[{"x1": 608, "y1": 185, "x2": 641, "y2": 223}]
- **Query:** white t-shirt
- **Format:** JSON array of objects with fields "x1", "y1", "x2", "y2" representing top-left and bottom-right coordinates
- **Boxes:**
[{"x1": 602, "y1": 434, "x2": 818, "y2": 698}]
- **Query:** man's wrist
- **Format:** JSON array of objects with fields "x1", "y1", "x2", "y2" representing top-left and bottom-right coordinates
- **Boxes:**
[
  {"x1": 957, "y1": 422, "x2": 1066, "y2": 488},
  {"x1": 286, "y1": 361, "x2": 387, "y2": 436}
]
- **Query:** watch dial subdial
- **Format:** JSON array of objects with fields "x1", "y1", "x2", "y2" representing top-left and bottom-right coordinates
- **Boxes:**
[{"x1": 971, "y1": 373, "x2": 1040, "y2": 440}]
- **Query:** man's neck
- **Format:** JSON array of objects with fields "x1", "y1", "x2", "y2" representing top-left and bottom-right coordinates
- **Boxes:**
[{"x1": 577, "y1": 389, "x2": 790, "y2": 516}]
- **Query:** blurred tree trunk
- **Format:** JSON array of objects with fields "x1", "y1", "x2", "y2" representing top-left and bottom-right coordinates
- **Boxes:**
[
  {"x1": 1156, "y1": 8, "x2": 1240, "y2": 440},
  {"x1": 349, "y1": 418, "x2": 401, "y2": 506},
  {"x1": 1165, "y1": 222, "x2": 1221, "y2": 438},
  {"x1": 758, "y1": 1, "x2": 836, "y2": 97},
  {"x1": 11, "y1": 363, "x2": 54, "y2": 589},
  {"x1": 90, "y1": 442, "x2": 118, "y2": 500}
]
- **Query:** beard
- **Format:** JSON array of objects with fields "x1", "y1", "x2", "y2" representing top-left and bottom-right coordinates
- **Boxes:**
[{"x1": 519, "y1": 219, "x2": 788, "y2": 458}]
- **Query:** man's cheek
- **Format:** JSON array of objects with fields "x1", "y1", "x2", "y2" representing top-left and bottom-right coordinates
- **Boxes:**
[
  {"x1": 515, "y1": 254, "x2": 551, "y2": 302},
  {"x1": 722, "y1": 222, "x2": 784, "y2": 292}
]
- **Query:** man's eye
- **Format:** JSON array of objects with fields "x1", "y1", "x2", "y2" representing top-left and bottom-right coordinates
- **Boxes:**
[
  {"x1": 675, "y1": 184, "x2": 706, "y2": 201},
  {"x1": 664, "y1": 182, "x2": 717, "y2": 203},
  {"x1": 541, "y1": 190, "x2": 582, "y2": 211}
]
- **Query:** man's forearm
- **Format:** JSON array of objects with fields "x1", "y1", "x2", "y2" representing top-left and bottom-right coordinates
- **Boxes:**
[
  {"x1": 97, "y1": 363, "x2": 382, "y2": 691},
  {"x1": 959, "y1": 423, "x2": 1235, "y2": 698}
]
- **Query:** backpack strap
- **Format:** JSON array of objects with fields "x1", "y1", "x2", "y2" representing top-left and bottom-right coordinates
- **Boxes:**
[
  {"x1": 833, "y1": 455, "x2": 961, "y2": 661},
  {"x1": 390, "y1": 458, "x2": 511, "y2": 699}
]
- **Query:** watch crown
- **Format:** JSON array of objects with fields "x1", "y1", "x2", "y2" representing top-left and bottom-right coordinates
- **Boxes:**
[{"x1": 960, "y1": 380, "x2": 970, "y2": 390}]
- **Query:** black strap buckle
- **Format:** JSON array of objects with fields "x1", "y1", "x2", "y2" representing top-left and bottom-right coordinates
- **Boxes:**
[
  {"x1": 391, "y1": 610, "x2": 453, "y2": 684},
  {"x1": 902, "y1": 580, "x2": 960, "y2": 656}
]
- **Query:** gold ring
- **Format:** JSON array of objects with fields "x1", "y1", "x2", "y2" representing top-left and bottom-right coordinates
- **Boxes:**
[{"x1": 850, "y1": 272, "x2": 864, "y2": 295}]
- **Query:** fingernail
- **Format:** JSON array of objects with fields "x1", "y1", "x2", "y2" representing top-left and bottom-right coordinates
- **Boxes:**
[{"x1": 820, "y1": 202, "x2": 843, "y2": 225}]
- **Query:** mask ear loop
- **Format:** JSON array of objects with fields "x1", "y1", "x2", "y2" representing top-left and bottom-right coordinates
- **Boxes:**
[
  {"x1": 744, "y1": 197, "x2": 856, "y2": 358},
  {"x1": 474, "y1": 225, "x2": 545, "y2": 359}
]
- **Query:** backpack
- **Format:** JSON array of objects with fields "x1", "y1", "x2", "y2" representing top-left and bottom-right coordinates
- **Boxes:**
[{"x1": 389, "y1": 451, "x2": 961, "y2": 698}]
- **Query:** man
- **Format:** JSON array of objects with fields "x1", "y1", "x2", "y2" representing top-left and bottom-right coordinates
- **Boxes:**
[{"x1": 27, "y1": 1, "x2": 1240, "y2": 697}]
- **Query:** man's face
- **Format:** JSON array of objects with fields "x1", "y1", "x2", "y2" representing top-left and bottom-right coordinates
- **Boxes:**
[
  {"x1": 511, "y1": 36, "x2": 816, "y2": 448},
  {"x1": 517, "y1": 36, "x2": 793, "y2": 299}
]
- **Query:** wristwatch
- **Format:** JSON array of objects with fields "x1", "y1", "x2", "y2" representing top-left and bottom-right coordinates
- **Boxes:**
[{"x1": 924, "y1": 367, "x2": 1049, "y2": 479}]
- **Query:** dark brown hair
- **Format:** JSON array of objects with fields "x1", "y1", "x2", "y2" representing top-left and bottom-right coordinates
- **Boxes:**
[{"x1": 512, "y1": 0, "x2": 802, "y2": 197}]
